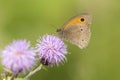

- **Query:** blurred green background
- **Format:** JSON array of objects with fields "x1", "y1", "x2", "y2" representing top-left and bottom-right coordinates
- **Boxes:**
[{"x1": 0, "y1": 0, "x2": 120, "y2": 80}]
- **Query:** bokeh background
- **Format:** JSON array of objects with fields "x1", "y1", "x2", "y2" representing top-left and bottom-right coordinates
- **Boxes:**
[{"x1": 0, "y1": 0, "x2": 120, "y2": 80}]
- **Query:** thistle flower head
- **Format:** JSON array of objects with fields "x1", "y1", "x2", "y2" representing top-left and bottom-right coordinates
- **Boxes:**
[
  {"x1": 36, "y1": 35, "x2": 68, "y2": 66},
  {"x1": 1, "y1": 40, "x2": 36, "y2": 75}
]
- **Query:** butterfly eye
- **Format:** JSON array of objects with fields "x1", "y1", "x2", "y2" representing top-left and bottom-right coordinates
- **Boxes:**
[
  {"x1": 56, "y1": 29, "x2": 61, "y2": 32},
  {"x1": 80, "y1": 18, "x2": 85, "y2": 22}
]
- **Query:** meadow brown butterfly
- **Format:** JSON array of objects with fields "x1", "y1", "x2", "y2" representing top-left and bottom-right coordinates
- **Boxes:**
[{"x1": 56, "y1": 13, "x2": 92, "y2": 49}]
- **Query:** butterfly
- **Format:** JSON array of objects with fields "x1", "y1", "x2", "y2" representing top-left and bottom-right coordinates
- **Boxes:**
[{"x1": 56, "y1": 13, "x2": 92, "y2": 49}]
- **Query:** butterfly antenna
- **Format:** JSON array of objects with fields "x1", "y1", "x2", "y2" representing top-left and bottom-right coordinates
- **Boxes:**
[
  {"x1": 49, "y1": 24, "x2": 57, "y2": 30},
  {"x1": 48, "y1": 24, "x2": 58, "y2": 35}
]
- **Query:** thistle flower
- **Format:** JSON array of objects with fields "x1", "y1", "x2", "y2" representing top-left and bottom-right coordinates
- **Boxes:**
[
  {"x1": 1, "y1": 40, "x2": 36, "y2": 75},
  {"x1": 36, "y1": 35, "x2": 68, "y2": 66}
]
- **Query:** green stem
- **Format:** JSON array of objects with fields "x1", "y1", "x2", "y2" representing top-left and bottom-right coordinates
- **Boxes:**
[{"x1": 24, "y1": 64, "x2": 43, "y2": 80}]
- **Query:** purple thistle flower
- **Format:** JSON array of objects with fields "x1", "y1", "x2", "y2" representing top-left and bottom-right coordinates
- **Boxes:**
[
  {"x1": 36, "y1": 35, "x2": 68, "y2": 66},
  {"x1": 1, "y1": 40, "x2": 36, "y2": 75}
]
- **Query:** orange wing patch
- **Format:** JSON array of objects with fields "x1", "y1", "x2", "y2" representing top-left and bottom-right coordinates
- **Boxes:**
[{"x1": 63, "y1": 16, "x2": 87, "y2": 30}]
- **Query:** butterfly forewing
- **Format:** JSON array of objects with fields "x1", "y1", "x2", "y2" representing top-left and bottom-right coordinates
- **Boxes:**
[{"x1": 57, "y1": 14, "x2": 92, "y2": 49}]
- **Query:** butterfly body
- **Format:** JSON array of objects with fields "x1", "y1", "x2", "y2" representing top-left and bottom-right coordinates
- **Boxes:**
[{"x1": 57, "y1": 13, "x2": 92, "y2": 49}]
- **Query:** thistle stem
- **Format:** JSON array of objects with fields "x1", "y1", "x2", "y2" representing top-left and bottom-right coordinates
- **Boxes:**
[{"x1": 24, "y1": 64, "x2": 43, "y2": 80}]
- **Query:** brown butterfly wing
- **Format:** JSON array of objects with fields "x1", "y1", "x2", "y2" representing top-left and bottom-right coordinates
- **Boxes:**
[
  {"x1": 62, "y1": 24, "x2": 91, "y2": 49},
  {"x1": 57, "y1": 14, "x2": 92, "y2": 49}
]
